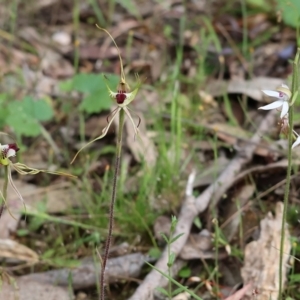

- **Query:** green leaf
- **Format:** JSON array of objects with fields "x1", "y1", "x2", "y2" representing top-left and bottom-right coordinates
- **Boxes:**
[
  {"x1": 0, "y1": 94, "x2": 9, "y2": 128},
  {"x1": 289, "y1": 273, "x2": 300, "y2": 284},
  {"x1": 167, "y1": 252, "x2": 176, "y2": 267},
  {"x1": 7, "y1": 96, "x2": 54, "y2": 137},
  {"x1": 16, "y1": 229, "x2": 29, "y2": 237},
  {"x1": 160, "y1": 232, "x2": 169, "y2": 244},
  {"x1": 79, "y1": 88, "x2": 112, "y2": 113},
  {"x1": 277, "y1": 0, "x2": 300, "y2": 28},
  {"x1": 156, "y1": 287, "x2": 169, "y2": 297},
  {"x1": 59, "y1": 73, "x2": 119, "y2": 114},
  {"x1": 72, "y1": 73, "x2": 104, "y2": 93},
  {"x1": 178, "y1": 266, "x2": 191, "y2": 278},
  {"x1": 246, "y1": 0, "x2": 271, "y2": 11},
  {"x1": 58, "y1": 79, "x2": 73, "y2": 92},
  {"x1": 170, "y1": 233, "x2": 184, "y2": 244},
  {"x1": 193, "y1": 217, "x2": 202, "y2": 229},
  {"x1": 172, "y1": 286, "x2": 187, "y2": 296},
  {"x1": 42, "y1": 249, "x2": 55, "y2": 259},
  {"x1": 148, "y1": 247, "x2": 161, "y2": 259}
]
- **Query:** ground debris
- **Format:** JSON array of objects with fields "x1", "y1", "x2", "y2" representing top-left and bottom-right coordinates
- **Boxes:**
[
  {"x1": 241, "y1": 202, "x2": 291, "y2": 300},
  {"x1": 0, "y1": 278, "x2": 72, "y2": 300}
]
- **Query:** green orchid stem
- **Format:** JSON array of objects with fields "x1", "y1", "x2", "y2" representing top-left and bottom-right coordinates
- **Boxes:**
[
  {"x1": 100, "y1": 108, "x2": 125, "y2": 300},
  {"x1": 0, "y1": 166, "x2": 9, "y2": 219},
  {"x1": 279, "y1": 48, "x2": 300, "y2": 299}
]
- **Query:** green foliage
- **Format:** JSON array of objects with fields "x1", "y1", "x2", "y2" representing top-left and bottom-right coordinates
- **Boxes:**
[
  {"x1": 277, "y1": 0, "x2": 300, "y2": 28},
  {"x1": 59, "y1": 73, "x2": 119, "y2": 114},
  {"x1": 178, "y1": 265, "x2": 191, "y2": 278},
  {"x1": 248, "y1": 0, "x2": 300, "y2": 28},
  {"x1": 6, "y1": 96, "x2": 53, "y2": 137}
]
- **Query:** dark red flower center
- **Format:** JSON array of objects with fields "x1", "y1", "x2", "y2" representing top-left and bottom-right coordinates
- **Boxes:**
[
  {"x1": 1, "y1": 143, "x2": 19, "y2": 159},
  {"x1": 116, "y1": 90, "x2": 127, "y2": 104},
  {"x1": 8, "y1": 143, "x2": 20, "y2": 152}
]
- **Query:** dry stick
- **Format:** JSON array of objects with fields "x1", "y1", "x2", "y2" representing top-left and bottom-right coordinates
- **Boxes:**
[
  {"x1": 128, "y1": 111, "x2": 277, "y2": 300},
  {"x1": 100, "y1": 109, "x2": 125, "y2": 300}
]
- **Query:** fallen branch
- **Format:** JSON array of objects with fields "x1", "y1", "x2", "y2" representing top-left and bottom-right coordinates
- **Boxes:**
[
  {"x1": 129, "y1": 111, "x2": 277, "y2": 300},
  {"x1": 21, "y1": 253, "x2": 147, "y2": 290}
]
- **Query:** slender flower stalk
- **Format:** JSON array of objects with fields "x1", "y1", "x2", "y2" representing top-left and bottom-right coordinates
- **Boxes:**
[
  {"x1": 278, "y1": 48, "x2": 300, "y2": 299},
  {"x1": 70, "y1": 27, "x2": 141, "y2": 300}
]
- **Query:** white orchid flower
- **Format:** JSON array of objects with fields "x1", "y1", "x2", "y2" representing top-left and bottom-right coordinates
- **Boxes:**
[{"x1": 259, "y1": 84, "x2": 291, "y2": 119}]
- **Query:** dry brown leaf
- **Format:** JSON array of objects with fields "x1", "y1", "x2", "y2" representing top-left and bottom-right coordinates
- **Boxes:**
[
  {"x1": 0, "y1": 278, "x2": 71, "y2": 300},
  {"x1": 180, "y1": 230, "x2": 228, "y2": 260},
  {"x1": 241, "y1": 202, "x2": 291, "y2": 300},
  {"x1": 22, "y1": 253, "x2": 147, "y2": 289},
  {"x1": 193, "y1": 156, "x2": 229, "y2": 187},
  {"x1": 0, "y1": 180, "x2": 81, "y2": 238},
  {"x1": 172, "y1": 292, "x2": 191, "y2": 300},
  {"x1": 125, "y1": 113, "x2": 157, "y2": 167},
  {"x1": 223, "y1": 283, "x2": 253, "y2": 300},
  {"x1": 153, "y1": 215, "x2": 171, "y2": 242},
  {"x1": 221, "y1": 184, "x2": 255, "y2": 242},
  {"x1": 0, "y1": 239, "x2": 38, "y2": 264},
  {"x1": 206, "y1": 77, "x2": 285, "y2": 101}
]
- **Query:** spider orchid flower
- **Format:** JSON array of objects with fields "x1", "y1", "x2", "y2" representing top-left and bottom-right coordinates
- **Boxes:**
[
  {"x1": 70, "y1": 27, "x2": 142, "y2": 164},
  {"x1": 258, "y1": 84, "x2": 291, "y2": 119},
  {"x1": 0, "y1": 143, "x2": 76, "y2": 218}
]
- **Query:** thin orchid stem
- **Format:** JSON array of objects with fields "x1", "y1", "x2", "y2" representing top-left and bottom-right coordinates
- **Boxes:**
[
  {"x1": 100, "y1": 108, "x2": 125, "y2": 300},
  {"x1": 279, "y1": 48, "x2": 300, "y2": 299},
  {"x1": 0, "y1": 166, "x2": 9, "y2": 219}
]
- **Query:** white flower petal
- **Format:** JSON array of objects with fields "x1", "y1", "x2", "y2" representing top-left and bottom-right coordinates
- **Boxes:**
[
  {"x1": 258, "y1": 100, "x2": 284, "y2": 111},
  {"x1": 292, "y1": 136, "x2": 300, "y2": 149},
  {"x1": 109, "y1": 91, "x2": 118, "y2": 98},
  {"x1": 6, "y1": 149, "x2": 16, "y2": 158},
  {"x1": 0, "y1": 144, "x2": 8, "y2": 151},
  {"x1": 262, "y1": 90, "x2": 281, "y2": 98},
  {"x1": 280, "y1": 101, "x2": 289, "y2": 118},
  {"x1": 281, "y1": 84, "x2": 289, "y2": 89}
]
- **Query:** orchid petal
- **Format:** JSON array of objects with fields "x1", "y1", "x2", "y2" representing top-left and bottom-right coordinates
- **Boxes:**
[
  {"x1": 103, "y1": 75, "x2": 118, "y2": 99},
  {"x1": 120, "y1": 80, "x2": 142, "y2": 107},
  {"x1": 8, "y1": 164, "x2": 27, "y2": 215},
  {"x1": 12, "y1": 162, "x2": 77, "y2": 178},
  {"x1": 292, "y1": 136, "x2": 300, "y2": 149},
  {"x1": 123, "y1": 107, "x2": 139, "y2": 138},
  {"x1": 258, "y1": 100, "x2": 284, "y2": 110},
  {"x1": 70, "y1": 107, "x2": 121, "y2": 164},
  {"x1": 0, "y1": 189, "x2": 17, "y2": 220},
  {"x1": 262, "y1": 90, "x2": 281, "y2": 98},
  {"x1": 280, "y1": 101, "x2": 289, "y2": 118}
]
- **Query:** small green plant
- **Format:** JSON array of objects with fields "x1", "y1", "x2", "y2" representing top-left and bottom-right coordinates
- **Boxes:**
[
  {"x1": 146, "y1": 216, "x2": 203, "y2": 300},
  {"x1": 155, "y1": 216, "x2": 185, "y2": 299}
]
